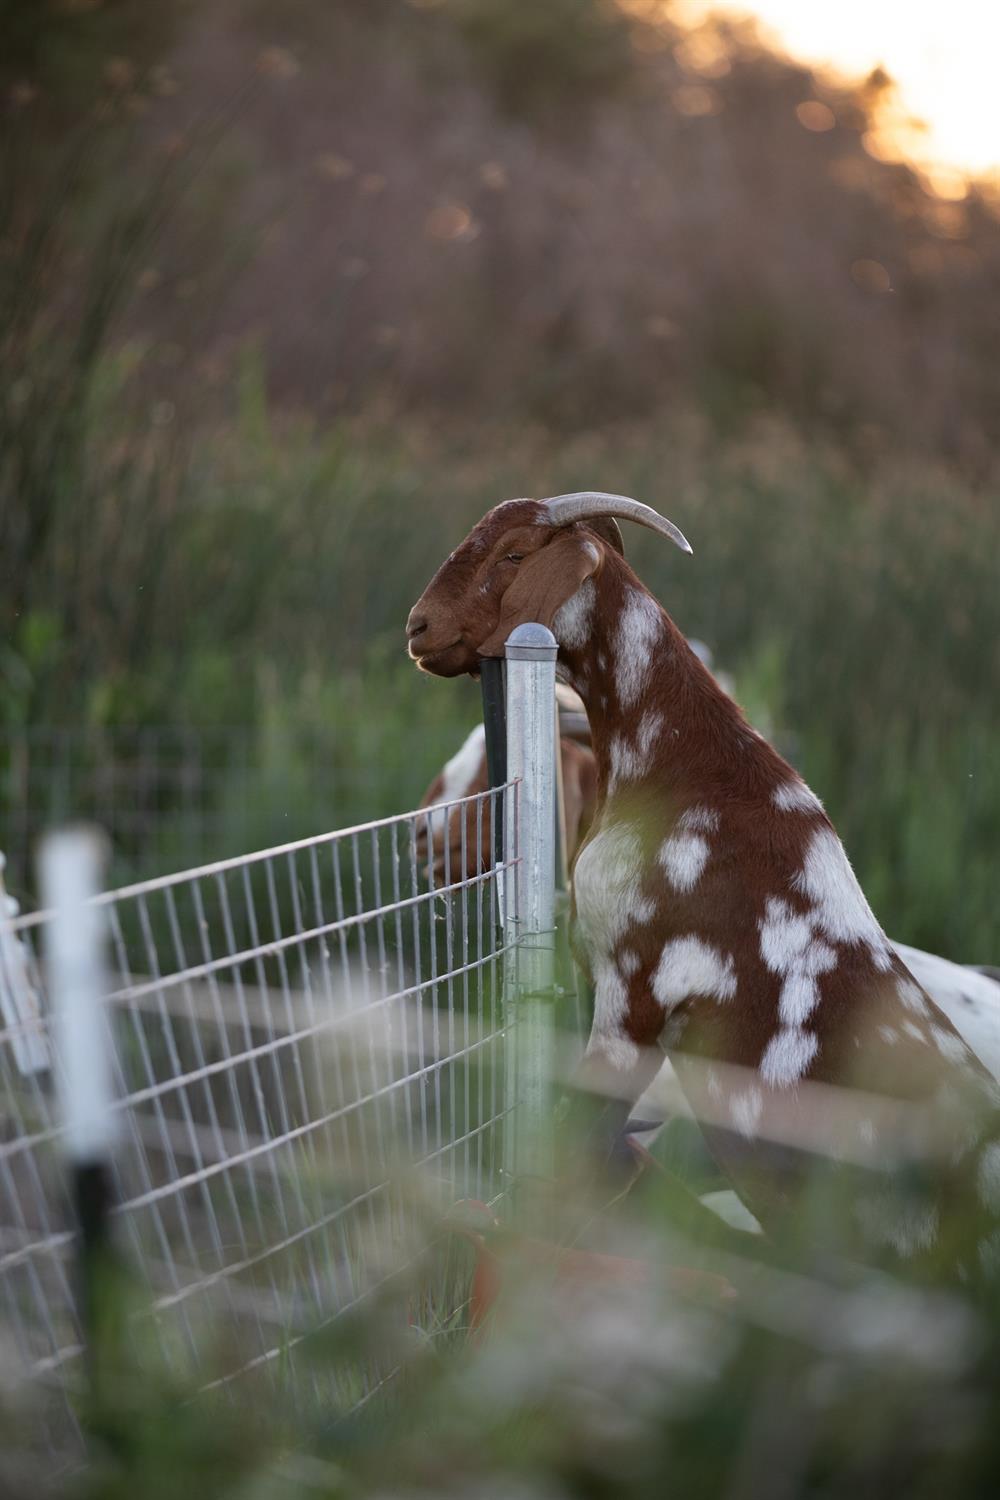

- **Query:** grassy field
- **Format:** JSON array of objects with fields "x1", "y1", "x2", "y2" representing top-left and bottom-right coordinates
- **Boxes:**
[{"x1": 4, "y1": 381, "x2": 996, "y2": 961}]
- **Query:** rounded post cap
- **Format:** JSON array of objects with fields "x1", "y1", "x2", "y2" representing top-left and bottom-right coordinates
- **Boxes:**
[{"x1": 505, "y1": 623, "x2": 558, "y2": 661}]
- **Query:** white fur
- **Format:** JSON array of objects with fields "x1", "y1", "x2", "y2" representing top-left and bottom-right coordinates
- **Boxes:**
[
  {"x1": 553, "y1": 578, "x2": 597, "y2": 650},
  {"x1": 896, "y1": 977, "x2": 929, "y2": 1014},
  {"x1": 759, "y1": 1026, "x2": 818, "y2": 1087},
  {"x1": 678, "y1": 805, "x2": 720, "y2": 834},
  {"x1": 610, "y1": 735, "x2": 643, "y2": 787},
  {"x1": 614, "y1": 589, "x2": 663, "y2": 708},
  {"x1": 878, "y1": 1024, "x2": 899, "y2": 1046},
  {"x1": 573, "y1": 822, "x2": 655, "y2": 964},
  {"x1": 658, "y1": 832, "x2": 710, "y2": 893},
  {"x1": 610, "y1": 710, "x2": 663, "y2": 790},
  {"x1": 441, "y1": 723, "x2": 485, "y2": 800},
  {"x1": 652, "y1": 935, "x2": 737, "y2": 1011},
  {"x1": 587, "y1": 961, "x2": 639, "y2": 1069},
  {"x1": 772, "y1": 778, "x2": 824, "y2": 814},
  {"x1": 792, "y1": 827, "x2": 893, "y2": 967},
  {"x1": 758, "y1": 896, "x2": 837, "y2": 1028},
  {"x1": 930, "y1": 1024, "x2": 972, "y2": 1066},
  {"x1": 427, "y1": 724, "x2": 485, "y2": 844}
]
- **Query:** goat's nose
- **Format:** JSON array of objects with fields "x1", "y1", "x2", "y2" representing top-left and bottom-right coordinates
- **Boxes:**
[{"x1": 406, "y1": 610, "x2": 428, "y2": 642}]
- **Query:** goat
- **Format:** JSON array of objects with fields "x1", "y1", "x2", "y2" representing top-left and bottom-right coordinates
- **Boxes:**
[
  {"x1": 416, "y1": 686, "x2": 597, "y2": 883},
  {"x1": 407, "y1": 491, "x2": 1000, "y2": 1276}
]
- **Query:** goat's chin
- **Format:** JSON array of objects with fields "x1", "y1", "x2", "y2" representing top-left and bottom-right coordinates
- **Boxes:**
[{"x1": 413, "y1": 642, "x2": 476, "y2": 678}]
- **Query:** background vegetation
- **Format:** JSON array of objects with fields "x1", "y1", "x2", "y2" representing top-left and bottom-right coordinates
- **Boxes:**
[{"x1": 3, "y1": 0, "x2": 997, "y2": 960}]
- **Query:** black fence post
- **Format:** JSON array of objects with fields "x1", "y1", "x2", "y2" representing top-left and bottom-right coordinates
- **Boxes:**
[{"x1": 480, "y1": 658, "x2": 507, "y2": 871}]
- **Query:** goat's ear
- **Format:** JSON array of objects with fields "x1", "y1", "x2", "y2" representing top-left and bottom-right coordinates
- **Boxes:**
[
  {"x1": 478, "y1": 533, "x2": 600, "y2": 658},
  {"x1": 584, "y1": 518, "x2": 625, "y2": 556}
]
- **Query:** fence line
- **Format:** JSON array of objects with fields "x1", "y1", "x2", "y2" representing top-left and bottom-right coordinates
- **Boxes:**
[
  {"x1": 0, "y1": 783, "x2": 518, "y2": 1460},
  {"x1": 0, "y1": 627, "x2": 564, "y2": 1471}
]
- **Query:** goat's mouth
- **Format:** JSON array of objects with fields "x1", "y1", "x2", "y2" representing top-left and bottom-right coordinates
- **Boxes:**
[{"x1": 410, "y1": 639, "x2": 468, "y2": 676}]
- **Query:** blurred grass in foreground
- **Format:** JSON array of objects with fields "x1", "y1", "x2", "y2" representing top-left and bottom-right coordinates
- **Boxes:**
[{"x1": 9, "y1": 1062, "x2": 1000, "y2": 1500}]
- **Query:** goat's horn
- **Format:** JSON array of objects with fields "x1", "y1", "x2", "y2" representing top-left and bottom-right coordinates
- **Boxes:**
[{"x1": 542, "y1": 491, "x2": 693, "y2": 555}]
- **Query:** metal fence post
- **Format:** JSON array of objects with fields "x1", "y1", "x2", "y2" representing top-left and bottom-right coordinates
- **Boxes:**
[{"x1": 503, "y1": 624, "x2": 558, "y2": 1196}]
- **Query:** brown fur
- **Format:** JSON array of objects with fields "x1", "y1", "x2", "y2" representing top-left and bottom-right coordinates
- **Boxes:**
[{"x1": 417, "y1": 733, "x2": 597, "y2": 883}]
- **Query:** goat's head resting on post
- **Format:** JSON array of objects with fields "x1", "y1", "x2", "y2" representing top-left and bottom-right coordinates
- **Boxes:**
[{"x1": 405, "y1": 492, "x2": 690, "y2": 680}]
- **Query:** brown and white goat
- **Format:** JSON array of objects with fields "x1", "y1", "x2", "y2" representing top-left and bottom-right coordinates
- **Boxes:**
[{"x1": 407, "y1": 491, "x2": 1000, "y2": 1272}]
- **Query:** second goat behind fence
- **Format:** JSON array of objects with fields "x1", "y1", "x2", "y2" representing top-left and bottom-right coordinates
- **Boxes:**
[
  {"x1": 416, "y1": 685, "x2": 596, "y2": 882},
  {"x1": 406, "y1": 489, "x2": 1000, "y2": 1280}
]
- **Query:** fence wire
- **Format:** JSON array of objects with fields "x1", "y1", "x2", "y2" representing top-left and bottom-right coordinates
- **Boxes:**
[{"x1": 0, "y1": 785, "x2": 516, "y2": 1459}]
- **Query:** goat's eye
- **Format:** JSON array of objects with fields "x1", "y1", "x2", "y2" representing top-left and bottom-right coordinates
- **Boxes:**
[{"x1": 505, "y1": 552, "x2": 524, "y2": 563}]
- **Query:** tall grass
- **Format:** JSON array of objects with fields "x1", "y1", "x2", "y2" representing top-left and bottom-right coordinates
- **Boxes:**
[{"x1": 3, "y1": 380, "x2": 996, "y2": 960}]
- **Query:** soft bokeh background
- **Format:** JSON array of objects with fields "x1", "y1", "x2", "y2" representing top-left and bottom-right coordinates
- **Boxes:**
[{"x1": 2, "y1": 0, "x2": 998, "y2": 961}]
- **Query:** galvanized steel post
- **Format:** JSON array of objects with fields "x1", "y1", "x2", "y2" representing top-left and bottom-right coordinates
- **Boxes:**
[{"x1": 503, "y1": 623, "x2": 558, "y2": 1193}]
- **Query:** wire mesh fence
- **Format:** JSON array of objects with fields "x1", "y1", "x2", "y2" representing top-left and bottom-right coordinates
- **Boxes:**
[
  {"x1": 0, "y1": 785, "x2": 517, "y2": 1464},
  {"x1": 0, "y1": 725, "x2": 384, "y2": 902}
]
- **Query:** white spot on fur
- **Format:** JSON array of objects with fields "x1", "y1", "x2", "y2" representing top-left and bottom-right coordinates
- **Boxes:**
[
  {"x1": 879, "y1": 1025, "x2": 899, "y2": 1046},
  {"x1": 707, "y1": 1069, "x2": 723, "y2": 1102},
  {"x1": 931, "y1": 1025, "x2": 971, "y2": 1065},
  {"x1": 586, "y1": 960, "x2": 635, "y2": 1069},
  {"x1": 553, "y1": 578, "x2": 596, "y2": 650},
  {"x1": 574, "y1": 823, "x2": 655, "y2": 969},
  {"x1": 773, "y1": 779, "x2": 824, "y2": 814},
  {"x1": 652, "y1": 935, "x2": 737, "y2": 1011},
  {"x1": 897, "y1": 977, "x2": 928, "y2": 1014},
  {"x1": 610, "y1": 735, "x2": 643, "y2": 787},
  {"x1": 636, "y1": 709, "x2": 662, "y2": 757},
  {"x1": 759, "y1": 1027, "x2": 818, "y2": 1088},
  {"x1": 441, "y1": 724, "x2": 485, "y2": 800},
  {"x1": 658, "y1": 832, "x2": 710, "y2": 893},
  {"x1": 619, "y1": 949, "x2": 641, "y2": 976},
  {"x1": 427, "y1": 724, "x2": 485, "y2": 845},
  {"x1": 758, "y1": 896, "x2": 837, "y2": 1027},
  {"x1": 609, "y1": 710, "x2": 663, "y2": 790},
  {"x1": 730, "y1": 1088, "x2": 763, "y2": 1139},
  {"x1": 678, "y1": 805, "x2": 720, "y2": 834},
  {"x1": 977, "y1": 1142, "x2": 1000, "y2": 1211},
  {"x1": 902, "y1": 1020, "x2": 927, "y2": 1043},
  {"x1": 792, "y1": 827, "x2": 893, "y2": 967},
  {"x1": 614, "y1": 589, "x2": 663, "y2": 708}
]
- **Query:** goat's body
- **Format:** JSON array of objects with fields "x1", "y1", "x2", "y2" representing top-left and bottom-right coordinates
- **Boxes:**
[{"x1": 556, "y1": 557, "x2": 995, "y2": 1247}]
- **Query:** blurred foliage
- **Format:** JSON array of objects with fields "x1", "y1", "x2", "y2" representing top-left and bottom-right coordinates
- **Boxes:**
[
  {"x1": 446, "y1": 0, "x2": 635, "y2": 119},
  {"x1": 9, "y1": 1103, "x2": 1000, "y2": 1499}
]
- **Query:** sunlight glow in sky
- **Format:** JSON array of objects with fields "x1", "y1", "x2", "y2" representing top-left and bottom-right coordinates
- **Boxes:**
[{"x1": 670, "y1": 0, "x2": 1000, "y2": 193}]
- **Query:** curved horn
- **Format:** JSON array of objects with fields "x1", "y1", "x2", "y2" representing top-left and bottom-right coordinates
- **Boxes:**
[{"x1": 542, "y1": 491, "x2": 692, "y2": 555}]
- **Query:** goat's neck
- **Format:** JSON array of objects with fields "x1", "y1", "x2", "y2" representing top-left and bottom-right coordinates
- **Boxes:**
[{"x1": 557, "y1": 557, "x2": 772, "y2": 804}]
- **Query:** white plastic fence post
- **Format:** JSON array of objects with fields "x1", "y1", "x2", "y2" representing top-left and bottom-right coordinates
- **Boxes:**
[
  {"x1": 39, "y1": 827, "x2": 116, "y2": 1353},
  {"x1": 503, "y1": 623, "x2": 558, "y2": 1193}
]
